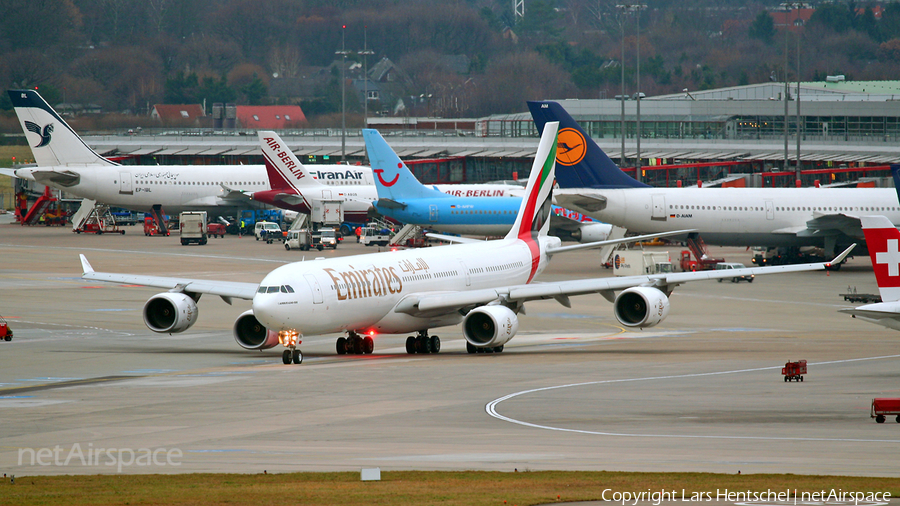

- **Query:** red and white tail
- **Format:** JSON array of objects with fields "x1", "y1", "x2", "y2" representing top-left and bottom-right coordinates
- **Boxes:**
[
  {"x1": 861, "y1": 215, "x2": 900, "y2": 302},
  {"x1": 258, "y1": 130, "x2": 322, "y2": 191}
]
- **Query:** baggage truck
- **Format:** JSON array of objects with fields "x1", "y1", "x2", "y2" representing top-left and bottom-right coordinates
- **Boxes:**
[
  {"x1": 871, "y1": 398, "x2": 900, "y2": 423},
  {"x1": 613, "y1": 250, "x2": 672, "y2": 276},
  {"x1": 179, "y1": 211, "x2": 208, "y2": 245}
]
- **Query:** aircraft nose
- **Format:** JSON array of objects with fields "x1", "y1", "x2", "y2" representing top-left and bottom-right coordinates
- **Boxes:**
[{"x1": 251, "y1": 278, "x2": 313, "y2": 333}]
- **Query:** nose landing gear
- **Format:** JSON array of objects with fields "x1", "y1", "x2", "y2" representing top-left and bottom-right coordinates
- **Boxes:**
[
  {"x1": 279, "y1": 330, "x2": 302, "y2": 364},
  {"x1": 336, "y1": 331, "x2": 374, "y2": 355},
  {"x1": 405, "y1": 330, "x2": 440, "y2": 354}
]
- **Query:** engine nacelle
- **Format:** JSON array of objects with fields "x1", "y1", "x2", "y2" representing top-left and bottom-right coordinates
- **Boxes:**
[
  {"x1": 572, "y1": 222, "x2": 613, "y2": 243},
  {"x1": 613, "y1": 286, "x2": 670, "y2": 328},
  {"x1": 142, "y1": 292, "x2": 198, "y2": 333},
  {"x1": 463, "y1": 305, "x2": 519, "y2": 348},
  {"x1": 233, "y1": 310, "x2": 281, "y2": 350}
]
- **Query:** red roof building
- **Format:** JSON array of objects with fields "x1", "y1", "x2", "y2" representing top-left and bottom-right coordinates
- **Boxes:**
[
  {"x1": 235, "y1": 105, "x2": 307, "y2": 129},
  {"x1": 151, "y1": 104, "x2": 205, "y2": 124}
]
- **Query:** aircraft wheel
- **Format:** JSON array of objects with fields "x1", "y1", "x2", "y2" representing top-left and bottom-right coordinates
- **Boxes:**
[
  {"x1": 405, "y1": 336, "x2": 416, "y2": 354},
  {"x1": 416, "y1": 335, "x2": 429, "y2": 354},
  {"x1": 493, "y1": 345, "x2": 504, "y2": 353},
  {"x1": 363, "y1": 336, "x2": 374, "y2": 354},
  {"x1": 336, "y1": 337, "x2": 347, "y2": 355},
  {"x1": 430, "y1": 335, "x2": 440, "y2": 354},
  {"x1": 352, "y1": 336, "x2": 364, "y2": 354},
  {"x1": 292, "y1": 350, "x2": 302, "y2": 364},
  {"x1": 717, "y1": 278, "x2": 723, "y2": 283},
  {"x1": 282, "y1": 350, "x2": 291, "y2": 365},
  {"x1": 466, "y1": 342, "x2": 476, "y2": 354}
]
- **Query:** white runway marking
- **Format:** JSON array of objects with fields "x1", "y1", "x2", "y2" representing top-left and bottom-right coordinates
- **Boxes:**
[{"x1": 486, "y1": 354, "x2": 900, "y2": 443}]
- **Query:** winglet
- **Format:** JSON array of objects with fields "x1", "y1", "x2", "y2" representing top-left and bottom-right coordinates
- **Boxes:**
[
  {"x1": 826, "y1": 243, "x2": 856, "y2": 268},
  {"x1": 79, "y1": 254, "x2": 94, "y2": 274}
]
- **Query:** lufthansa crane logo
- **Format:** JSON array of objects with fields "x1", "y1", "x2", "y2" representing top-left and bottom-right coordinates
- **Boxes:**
[{"x1": 556, "y1": 128, "x2": 586, "y2": 166}]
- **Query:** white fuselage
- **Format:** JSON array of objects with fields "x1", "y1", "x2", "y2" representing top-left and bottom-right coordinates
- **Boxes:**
[
  {"x1": 18, "y1": 164, "x2": 520, "y2": 216},
  {"x1": 251, "y1": 236, "x2": 554, "y2": 336},
  {"x1": 556, "y1": 187, "x2": 900, "y2": 247}
]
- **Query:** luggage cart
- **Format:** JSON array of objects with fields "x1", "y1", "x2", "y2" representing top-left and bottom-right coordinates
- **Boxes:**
[
  {"x1": 782, "y1": 360, "x2": 807, "y2": 382},
  {"x1": 871, "y1": 398, "x2": 900, "y2": 423}
]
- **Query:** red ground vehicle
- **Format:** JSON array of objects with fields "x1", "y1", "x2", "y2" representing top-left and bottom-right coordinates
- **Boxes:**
[
  {"x1": 207, "y1": 223, "x2": 227, "y2": 238},
  {"x1": 782, "y1": 360, "x2": 807, "y2": 382},
  {"x1": 871, "y1": 398, "x2": 900, "y2": 423},
  {"x1": 0, "y1": 315, "x2": 13, "y2": 342}
]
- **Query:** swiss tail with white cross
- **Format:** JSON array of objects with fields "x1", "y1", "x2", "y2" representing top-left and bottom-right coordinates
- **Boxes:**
[{"x1": 861, "y1": 215, "x2": 900, "y2": 302}]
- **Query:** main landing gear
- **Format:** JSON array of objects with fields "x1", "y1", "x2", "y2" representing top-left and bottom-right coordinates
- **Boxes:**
[
  {"x1": 336, "y1": 331, "x2": 374, "y2": 355},
  {"x1": 466, "y1": 342, "x2": 504, "y2": 354},
  {"x1": 405, "y1": 330, "x2": 440, "y2": 354}
]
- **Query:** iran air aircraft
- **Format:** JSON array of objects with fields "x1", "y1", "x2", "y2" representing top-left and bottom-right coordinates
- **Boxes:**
[
  {"x1": 80, "y1": 121, "x2": 852, "y2": 364},
  {"x1": 254, "y1": 130, "x2": 524, "y2": 226},
  {"x1": 362, "y1": 128, "x2": 613, "y2": 241},
  {"x1": 6, "y1": 89, "x2": 385, "y2": 218},
  {"x1": 529, "y1": 100, "x2": 900, "y2": 258}
]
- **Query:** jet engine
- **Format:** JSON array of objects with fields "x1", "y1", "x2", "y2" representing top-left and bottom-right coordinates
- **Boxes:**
[
  {"x1": 233, "y1": 310, "x2": 280, "y2": 350},
  {"x1": 572, "y1": 223, "x2": 613, "y2": 243},
  {"x1": 462, "y1": 305, "x2": 519, "y2": 348},
  {"x1": 142, "y1": 293, "x2": 198, "y2": 333},
  {"x1": 613, "y1": 287, "x2": 670, "y2": 328}
]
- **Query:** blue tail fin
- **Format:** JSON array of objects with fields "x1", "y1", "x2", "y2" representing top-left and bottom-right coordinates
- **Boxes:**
[
  {"x1": 891, "y1": 164, "x2": 900, "y2": 200},
  {"x1": 527, "y1": 101, "x2": 649, "y2": 189},
  {"x1": 362, "y1": 129, "x2": 449, "y2": 202}
]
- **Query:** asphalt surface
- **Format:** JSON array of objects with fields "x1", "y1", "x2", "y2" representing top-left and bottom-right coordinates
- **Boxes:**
[{"x1": 1, "y1": 215, "x2": 898, "y2": 477}]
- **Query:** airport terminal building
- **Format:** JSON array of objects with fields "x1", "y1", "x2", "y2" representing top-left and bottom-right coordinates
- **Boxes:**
[{"x1": 79, "y1": 81, "x2": 900, "y2": 188}]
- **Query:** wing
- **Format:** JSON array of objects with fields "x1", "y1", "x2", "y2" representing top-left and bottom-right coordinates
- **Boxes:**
[
  {"x1": 803, "y1": 212, "x2": 863, "y2": 240},
  {"x1": 80, "y1": 255, "x2": 258, "y2": 301},
  {"x1": 394, "y1": 245, "x2": 855, "y2": 318},
  {"x1": 24, "y1": 120, "x2": 41, "y2": 135}
]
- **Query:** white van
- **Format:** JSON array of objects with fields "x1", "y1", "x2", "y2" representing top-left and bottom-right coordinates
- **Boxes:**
[{"x1": 254, "y1": 221, "x2": 282, "y2": 241}]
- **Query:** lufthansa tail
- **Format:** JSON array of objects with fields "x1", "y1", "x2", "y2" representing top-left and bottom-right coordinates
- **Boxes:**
[
  {"x1": 9, "y1": 89, "x2": 116, "y2": 167},
  {"x1": 527, "y1": 100, "x2": 648, "y2": 189}
]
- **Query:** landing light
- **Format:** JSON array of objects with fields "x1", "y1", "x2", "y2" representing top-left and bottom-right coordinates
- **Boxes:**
[{"x1": 278, "y1": 329, "x2": 300, "y2": 347}]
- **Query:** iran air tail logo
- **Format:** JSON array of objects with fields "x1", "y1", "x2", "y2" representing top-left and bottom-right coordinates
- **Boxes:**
[
  {"x1": 556, "y1": 128, "x2": 586, "y2": 166},
  {"x1": 25, "y1": 121, "x2": 53, "y2": 148},
  {"x1": 374, "y1": 164, "x2": 401, "y2": 187}
]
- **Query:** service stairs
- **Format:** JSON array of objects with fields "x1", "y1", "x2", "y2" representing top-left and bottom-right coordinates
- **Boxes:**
[
  {"x1": 288, "y1": 213, "x2": 309, "y2": 231},
  {"x1": 70, "y1": 199, "x2": 97, "y2": 231},
  {"x1": 389, "y1": 223, "x2": 421, "y2": 245},
  {"x1": 21, "y1": 187, "x2": 56, "y2": 225}
]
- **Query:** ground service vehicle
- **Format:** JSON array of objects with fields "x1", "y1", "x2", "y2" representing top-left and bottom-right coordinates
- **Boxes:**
[
  {"x1": 613, "y1": 250, "x2": 672, "y2": 276},
  {"x1": 871, "y1": 398, "x2": 900, "y2": 423},
  {"x1": 207, "y1": 222, "x2": 226, "y2": 238},
  {"x1": 255, "y1": 221, "x2": 282, "y2": 241},
  {"x1": 359, "y1": 226, "x2": 391, "y2": 246},
  {"x1": 782, "y1": 360, "x2": 806, "y2": 382},
  {"x1": 179, "y1": 211, "x2": 208, "y2": 245},
  {"x1": 284, "y1": 229, "x2": 312, "y2": 251},
  {"x1": 0, "y1": 315, "x2": 12, "y2": 341},
  {"x1": 312, "y1": 229, "x2": 338, "y2": 250},
  {"x1": 716, "y1": 262, "x2": 754, "y2": 283}
]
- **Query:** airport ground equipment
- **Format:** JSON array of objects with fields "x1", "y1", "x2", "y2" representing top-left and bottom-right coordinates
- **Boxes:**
[
  {"x1": 18, "y1": 187, "x2": 57, "y2": 225},
  {"x1": 612, "y1": 250, "x2": 672, "y2": 276},
  {"x1": 0, "y1": 314, "x2": 12, "y2": 342},
  {"x1": 685, "y1": 234, "x2": 723, "y2": 270},
  {"x1": 284, "y1": 229, "x2": 313, "y2": 251},
  {"x1": 841, "y1": 288, "x2": 881, "y2": 303},
  {"x1": 782, "y1": 360, "x2": 807, "y2": 382},
  {"x1": 207, "y1": 222, "x2": 227, "y2": 238},
  {"x1": 311, "y1": 228, "x2": 338, "y2": 250},
  {"x1": 74, "y1": 205, "x2": 125, "y2": 235},
  {"x1": 359, "y1": 225, "x2": 392, "y2": 246},
  {"x1": 715, "y1": 262, "x2": 755, "y2": 283},
  {"x1": 179, "y1": 211, "x2": 208, "y2": 246},
  {"x1": 871, "y1": 398, "x2": 900, "y2": 423}
]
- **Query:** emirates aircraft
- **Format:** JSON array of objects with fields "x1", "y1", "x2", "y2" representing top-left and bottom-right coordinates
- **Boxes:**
[
  {"x1": 529, "y1": 100, "x2": 900, "y2": 259},
  {"x1": 79, "y1": 122, "x2": 851, "y2": 364}
]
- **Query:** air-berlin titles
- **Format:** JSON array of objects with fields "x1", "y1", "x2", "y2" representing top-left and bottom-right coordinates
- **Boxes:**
[{"x1": 264, "y1": 137, "x2": 303, "y2": 180}]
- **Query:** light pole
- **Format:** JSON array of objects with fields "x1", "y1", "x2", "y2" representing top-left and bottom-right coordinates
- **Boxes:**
[
  {"x1": 335, "y1": 25, "x2": 349, "y2": 162},
  {"x1": 359, "y1": 26, "x2": 374, "y2": 128},
  {"x1": 617, "y1": 6, "x2": 626, "y2": 169},
  {"x1": 616, "y1": 4, "x2": 646, "y2": 182}
]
